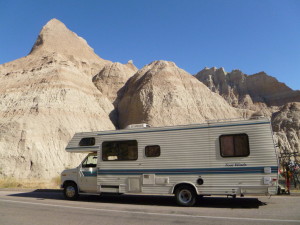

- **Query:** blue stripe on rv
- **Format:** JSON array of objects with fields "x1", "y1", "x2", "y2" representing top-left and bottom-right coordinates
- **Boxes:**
[
  {"x1": 82, "y1": 171, "x2": 97, "y2": 177},
  {"x1": 97, "y1": 166, "x2": 278, "y2": 176}
]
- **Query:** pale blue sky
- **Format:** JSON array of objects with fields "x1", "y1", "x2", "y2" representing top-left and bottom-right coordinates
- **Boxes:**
[{"x1": 0, "y1": 0, "x2": 299, "y2": 90}]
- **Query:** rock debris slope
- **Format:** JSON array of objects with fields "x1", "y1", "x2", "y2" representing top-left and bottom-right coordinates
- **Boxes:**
[
  {"x1": 118, "y1": 61, "x2": 240, "y2": 128},
  {"x1": 0, "y1": 19, "x2": 115, "y2": 178}
]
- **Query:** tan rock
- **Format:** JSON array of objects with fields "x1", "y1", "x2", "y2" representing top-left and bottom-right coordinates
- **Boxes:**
[
  {"x1": 92, "y1": 61, "x2": 138, "y2": 127},
  {"x1": 0, "y1": 19, "x2": 114, "y2": 179},
  {"x1": 93, "y1": 61, "x2": 138, "y2": 104},
  {"x1": 247, "y1": 72, "x2": 300, "y2": 106},
  {"x1": 195, "y1": 67, "x2": 300, "y2": 160},
  {"x1": 272, "y1": 102, "x2": 300, "y2": 155},
  {"x1": 195, "y1": 68, "x2": 299, "y2": 112},
  {"x1": 29, "y1": 18, "x2": 111, "y2": 76},
  {"x1": 118, "y1": 61, "x2": 240, "y2": 128}
]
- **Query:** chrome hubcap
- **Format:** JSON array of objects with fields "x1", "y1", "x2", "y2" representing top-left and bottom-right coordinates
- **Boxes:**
[
  {"x1": 66, "y1": 186, "x2": 75, "y2": 198},
  {"x1": 179, "y1": 190, "x2": 192, "y2": 203}
]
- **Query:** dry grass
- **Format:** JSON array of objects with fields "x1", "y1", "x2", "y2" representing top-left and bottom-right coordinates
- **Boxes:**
[
  {"x1": 0, "y1": 178, "x2": 21, "y2": 188},
  {"x1": 291, "y1": 188, "x2": 300, "y2": 193},
  {"x1": 0, "y1": 176, "x2": 61, "y2": 189},
  {"x1": 51, "y1": 175, "x2": 61, "y2": 188}
]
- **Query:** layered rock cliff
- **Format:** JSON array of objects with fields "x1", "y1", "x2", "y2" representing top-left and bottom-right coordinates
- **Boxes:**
[
  {"x1": 272, "y1": 102, "x2": 300, "y2": 155},
  {"x1": 0, "y1": 19, "x2": 115, "y2": 178},
  {"x1": 195, "y1": 67, "x2": 300, "y2": 156},
  {"x1": 117, "y1": 61, "x2": 240, "y2": 128},
  {"x1": 195, "y1": 67, "x2": 300, "y2": 116},
  {"x1": 92, "y1": 61, "x2": 138, "y2": 104},
  {"x1": 92, "y1": 61, "x2": 138, "y2": 127},
  {"x1": 29, "y1": 18, "x2": 111, "y2": 77}
]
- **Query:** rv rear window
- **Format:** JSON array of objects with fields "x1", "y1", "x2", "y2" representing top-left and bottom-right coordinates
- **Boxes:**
[
  {"x1": 219, "y1": 134, "x2": 249, "y2": 157},
  {"x1": 102, "y1": 140, "x2": 138, "y2": 161},
  {"x1": 145, "y1": 145, "x2": 161, "y2": 157},
  {"x1": 79, "y1": 137, "x2": 95, "y2": 146}
]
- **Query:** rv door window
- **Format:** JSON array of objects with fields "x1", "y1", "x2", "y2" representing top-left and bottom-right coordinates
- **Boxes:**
[
  {"x1": 145, "y1": 145, "x2": 161, "y2": 157},
  {"x1": 219, "y1": 134, "x2": 249, "y2": 157},
  {"x1": 102, "y1": 140, "x2": 138, "y2": 161}
]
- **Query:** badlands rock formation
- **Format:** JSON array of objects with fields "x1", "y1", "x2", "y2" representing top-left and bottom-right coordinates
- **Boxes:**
[
  {"x1": 93, "y1": 61, "x2": 138, "y2": 104},
  {"x1": 118, "y1": 61, "x2": 240, "y2": 128},
  {"x1": 196, "y1": 67, "x2": 300, "y2": 156},
  {"x1": 195, "y1": 67, "x2": 300, "y2": 115},
  {"x1": 0, "y1": 19, "x2": 115, "y2": 178},
  {"x1": 0, "y1": 18, "x2": 298, "y2": 179},
  {"x1": 92, "y1": 62, "x2": 138, "y2": 127},
  {"x1": 272, "y1": 102, "x2": 300, "y2": 155},
  {"x1": 30, "y1": 18, "x2": 111, "y2": 77}
]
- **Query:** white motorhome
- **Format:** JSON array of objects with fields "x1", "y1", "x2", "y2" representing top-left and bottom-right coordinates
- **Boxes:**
[{"x1": 61, "y1": 118, "x2": 278, "y2": 206}]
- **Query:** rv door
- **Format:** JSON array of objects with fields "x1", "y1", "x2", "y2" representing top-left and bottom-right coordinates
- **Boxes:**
[{"x1": 78, "y1": 153, "x2": 97, "y2": 193}]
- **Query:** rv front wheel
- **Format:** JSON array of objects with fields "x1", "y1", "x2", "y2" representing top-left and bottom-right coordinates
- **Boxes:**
[
  {"x1": 175, "y1": 185, "x2": 196, "y2": 207},
  {"x1": 63, "y1": 182, "x2": 79, "y2": 200}
]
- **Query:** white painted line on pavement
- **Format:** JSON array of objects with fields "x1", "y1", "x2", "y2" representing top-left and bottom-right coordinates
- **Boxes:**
[{"x1": 0, "y1": 198, "x2": 299, "y2": 223}]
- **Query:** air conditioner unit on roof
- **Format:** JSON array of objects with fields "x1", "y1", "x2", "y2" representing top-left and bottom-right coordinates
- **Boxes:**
[{"x1": 125, "y1": 123, "x2": 150, "y2": 129}]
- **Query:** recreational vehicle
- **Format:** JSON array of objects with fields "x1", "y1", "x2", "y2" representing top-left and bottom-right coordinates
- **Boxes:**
[{"x1": 61, "y1": 118, "x2": 278, "y2": 206}]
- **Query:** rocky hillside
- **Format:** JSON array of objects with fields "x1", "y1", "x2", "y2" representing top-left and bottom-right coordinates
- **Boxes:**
[
  {"x1": 272, "y1": 102, "x2": 300, "y2": 156},
  {"x1": 117, "y1": 61, "x2": 240, "y2": 128},
  {"x1": 195, "y1": 67, "x2": 300, "y2": 156},
  {"x1": 195, "y1": 67, "x2": 300, "y2": 116},
  {"x1": 93, "y1": 61, "x2": 138, "y2": 104},
  {"x1": 0, "y1": 19, "x2": 116, "y2": 178},
  {"x1": 29, "y1": 19, "x2": 111, "y2": 77},
  {"x1": 92, "y1": 62, "x2": 138, "y2": 126}
]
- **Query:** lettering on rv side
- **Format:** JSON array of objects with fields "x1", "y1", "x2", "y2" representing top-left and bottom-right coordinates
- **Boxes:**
[{"x1": 225, "y1": 163, "x2": 247, "y2": 167}]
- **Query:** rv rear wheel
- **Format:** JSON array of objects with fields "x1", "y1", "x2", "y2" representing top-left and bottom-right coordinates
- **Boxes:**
[
  {"x1": 175, "y1": 185, "x2": 197, "y2": 206},
  {"x1": 63, "y1": 182, "x2": 79, "y2": 200}
]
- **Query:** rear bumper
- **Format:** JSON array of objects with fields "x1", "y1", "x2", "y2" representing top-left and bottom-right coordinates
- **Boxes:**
[{"x1": 240, "y1": 186, "x2": 278, "y2": 195}]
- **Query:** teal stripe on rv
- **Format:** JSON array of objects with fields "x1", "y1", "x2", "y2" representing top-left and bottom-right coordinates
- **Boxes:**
[
  {"x1": 82, "y1": 171, "x2": 97, "y2": 177},
  {"x1": 97, "y1": 166, "x2": 278, "y2": 175}
]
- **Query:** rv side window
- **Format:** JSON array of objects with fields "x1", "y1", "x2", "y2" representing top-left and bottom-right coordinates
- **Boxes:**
[
  {"x1": 219, "y1": 134, "x2": 249, "y2": 157},
  {"x1": 102, "y1": 140, "x2": 138, "y2": 161},
  {"x1": 79, "y1": 137, "x2": 95, "y2": 146},
  {"x1": 145, "y1": 145, "x2": 161, "y2": 157}
]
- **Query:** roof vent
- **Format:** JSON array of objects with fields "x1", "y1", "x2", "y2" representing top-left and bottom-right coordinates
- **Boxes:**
[{"x1": 125, "y1": 123, "x2": 150, "y2": 129}]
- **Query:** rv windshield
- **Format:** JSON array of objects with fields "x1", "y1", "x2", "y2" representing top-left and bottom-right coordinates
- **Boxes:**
[{"x1": 82, "y1": 153, "x2": 97, "y2": 168}]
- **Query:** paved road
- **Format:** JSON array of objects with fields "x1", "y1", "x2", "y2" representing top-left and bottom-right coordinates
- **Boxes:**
[{"x1": 0, "y1": 190, "x2": 299, "y2": 225}]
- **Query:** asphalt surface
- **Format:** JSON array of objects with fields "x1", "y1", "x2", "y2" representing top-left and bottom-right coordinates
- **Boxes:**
[{"x1": 0, "y1": 190, "x2": 299, "y2": 225}]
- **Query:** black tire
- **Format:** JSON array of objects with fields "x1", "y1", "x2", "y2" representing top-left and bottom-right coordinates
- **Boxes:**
[
  {"x1": 175, "y1": 185, "x2": 197, "y2": 207},
  {"x1": 277, "y1": 187, "x2": 281, "y2": 195},
  {"x1": 63, "y1": 182, "x2": 79, "y2": 200}
]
